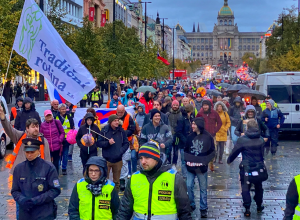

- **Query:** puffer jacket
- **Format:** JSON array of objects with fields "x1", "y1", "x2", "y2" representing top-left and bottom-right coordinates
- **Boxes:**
[
  {"x1": 40, "y1": 119, "x2": 65, "y2": 152},
  {"x1": 214, "y1": 101, "x2": 231, "y2": 142},
  {"x1": 229, "y1": 96, "x2": 245, "y2": 127},
  {"x1": 122, "y1": 88, "x2": 136, "y2": 106},
  {"x1": 138, "y1": 96, "x2": 153, "y2": 114}
]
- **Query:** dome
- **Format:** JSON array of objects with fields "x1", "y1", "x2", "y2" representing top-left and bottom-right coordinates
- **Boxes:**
[{"x1": 219, "y1": 6, "x2": 233, "y2": 16}]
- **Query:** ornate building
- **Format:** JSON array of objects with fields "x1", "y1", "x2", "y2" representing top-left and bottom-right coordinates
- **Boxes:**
[{"x1": 176, "y1": 0, "x2": 265, "y2": 66}]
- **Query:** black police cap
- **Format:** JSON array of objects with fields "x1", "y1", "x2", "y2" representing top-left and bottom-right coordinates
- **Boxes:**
[{"x1": 22, "y1": 138, "x2": 43, "y2": 152}]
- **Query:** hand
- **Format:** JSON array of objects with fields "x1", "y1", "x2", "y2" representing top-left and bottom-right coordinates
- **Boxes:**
[
  {"x1": 265, "y1": 118, "x2": 268, "y2": 122},
  {"x1": 264, "y1": 138, "x2": 268, "y2": 142},
  {"x1": 109, "y1": 138, "x2": 115, "y2": 145},
  {"x1": 23, "y1": 199, "x2": 34, "y2": 211},
  {"x1": 241, "y1": 133, "x2": 245, "y2": 136},
  {"x1": 0, "y1": 104, "x2": 5, "y2": 120},
  {"x1": 71, "y1": 108, "x2": 76, "y2": 113},
  {"x1": 160, "y1": 143, "x2": 165, "y2": 149},
  {"x1": 276, "y1": 124, "x2": 280, "y2": 129}
]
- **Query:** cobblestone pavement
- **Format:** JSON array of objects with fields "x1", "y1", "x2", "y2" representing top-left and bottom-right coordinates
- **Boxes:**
[{"x1": 0, "y1": 134, "x2": 298, "y2": 219}]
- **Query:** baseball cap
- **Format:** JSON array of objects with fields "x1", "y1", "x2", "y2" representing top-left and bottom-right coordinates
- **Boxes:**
[{"x1": 44, "y1": 110, "x2": 53, "y2": 117}]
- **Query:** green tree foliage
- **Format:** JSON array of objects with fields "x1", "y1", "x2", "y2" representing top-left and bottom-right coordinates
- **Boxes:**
[{"x1": 174, "y1": 59, "x2": 201, "y2": 76}]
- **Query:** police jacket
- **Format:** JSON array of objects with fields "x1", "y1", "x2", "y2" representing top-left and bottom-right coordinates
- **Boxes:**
[
  {"x1": 11, "y1": 157, "x2": 61, "y2": 220},
  {"x1": 116, "y1": 161, "x2": 192, "y2": 220}
]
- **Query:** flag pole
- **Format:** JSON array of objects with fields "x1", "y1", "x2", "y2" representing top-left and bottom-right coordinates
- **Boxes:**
[{"x1": 1, "y1": 47, "x2": 13, "y2": 99}]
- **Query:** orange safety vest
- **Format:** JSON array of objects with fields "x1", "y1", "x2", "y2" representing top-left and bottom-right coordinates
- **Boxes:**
[
  {"x1": 122, "y1": 114, "x2": 133, "y2": 142},
  {"x1": 11, "y1": 107, "x2": 17, "y2": 119},
  {"x1": 6, "y1": 134, "x2": 45, "y2": 169},
  {"x1": 106, "y1": 100, "x2": 121, "y2": 108}
]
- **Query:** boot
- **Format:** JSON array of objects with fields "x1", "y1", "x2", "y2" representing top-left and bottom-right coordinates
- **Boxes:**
[
  {"x1": 209, "y1": 162, "x2": 214, "y2": 171},
  {"x1": 200, "y1": 209, "x2": 207, "y2": 218},
  {"x1": 257, "y1": 205, "x2": 264, "y2": 213},
  {"x1": 120, "y1": 179, "x2": 126, "y2": 192},
  {"x1": 244, "y1": 208, "x2": 251, "y2": 217}
]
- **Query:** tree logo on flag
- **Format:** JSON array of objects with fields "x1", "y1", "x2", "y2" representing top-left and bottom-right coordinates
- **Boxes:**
[{"x1": 19, "y1": 3, "x2": 43, "y2": 61}]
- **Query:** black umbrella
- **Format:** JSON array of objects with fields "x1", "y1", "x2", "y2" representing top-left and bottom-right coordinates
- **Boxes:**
[
  {"x1": 227, "y1": 84, "x2": 249, "y2": 92},
  {"x1": 238, "y1": 89, "x2": 267, "y2": 100},
  {"x1": 206, "y1": 89, "x2": 222, "y2": 97},
  {"x1": 217, "y1": 83, "x2": 231, "y2": 88}
]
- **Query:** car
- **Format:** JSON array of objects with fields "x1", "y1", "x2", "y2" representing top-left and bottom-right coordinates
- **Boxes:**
[
  {"x1": 0, "y1": 96, "x2": 12, "y2": 159},
  {"x1": 34, "y1": 101, "x2": 51, "y2": 122}
]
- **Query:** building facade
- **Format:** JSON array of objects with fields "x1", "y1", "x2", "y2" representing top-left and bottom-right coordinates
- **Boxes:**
[
  {"x1": 176, "y1": 0, "x2": 265, "y2": 66},
  {"x1": 83, "y1": 0, "x2": 106, "y2": 27}
]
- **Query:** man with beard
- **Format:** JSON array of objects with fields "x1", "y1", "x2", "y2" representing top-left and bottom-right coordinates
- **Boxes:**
[
  {"x1": 143, "y1": 100, "x2": 169, "y2": 127},
  {"x1": 195, "y1": 93, "x2": 204, "y2": 112},
  {"x1": 196, "y1": 100, "x2": 222, "y2": 171}
]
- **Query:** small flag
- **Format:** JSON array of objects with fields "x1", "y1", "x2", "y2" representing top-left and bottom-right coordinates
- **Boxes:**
[{"x1": 157, "y1": 52, "x2": 170, "y2": 65}]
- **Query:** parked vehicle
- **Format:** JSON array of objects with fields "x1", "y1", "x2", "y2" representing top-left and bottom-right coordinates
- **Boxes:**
[{"x1": 0, "y1": 97, "x2": 11, "y2": 159}]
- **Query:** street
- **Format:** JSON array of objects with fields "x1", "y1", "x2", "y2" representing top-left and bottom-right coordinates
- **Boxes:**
[{"x1": 0, "y1": 133, "x2": 297, "y2": 219}]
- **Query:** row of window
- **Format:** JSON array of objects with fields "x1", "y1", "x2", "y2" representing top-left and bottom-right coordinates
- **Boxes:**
[
  {"x1": 115, "y1": 3, "x2": 126, "y2": 23},
  {"x1": 188, "y1": 38, "x2": 213, "y2": 44},
  {"x1": 239, "y1": 45, "x2": 260, "y2": 51},
  {"x1": 192, "y1": 52, "x2": 259, "y2": 58},
  {"x1": 239, "y1": 38, "x2": 261, "y2": 44},
  {"x1": 193, "y1": 52, "x2": 213, "y2": 57},
  {"x1": 219, "y1": 20, "x2": 232, "y2": 25},
  {"x1": 192, "y1": 45, "x2": 213, "y2": 50},
  {"x1": 60, "y1": 0, "x2": 82, "y2": 18}
]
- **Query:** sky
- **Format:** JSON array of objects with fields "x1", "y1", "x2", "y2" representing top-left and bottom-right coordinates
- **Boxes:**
[{"x1": 144, "y1": 0, "x2": 297, "y2": 32}]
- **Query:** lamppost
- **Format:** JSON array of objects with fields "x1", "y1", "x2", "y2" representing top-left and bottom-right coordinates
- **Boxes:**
[
  {"x1": 141, "y1": 2, "x2": 152, "y2": 47},
  {"x1": 172, "y1": 27, "x2": 175, "y2": 81},
  {"x1": 161, "y1": 18, "x2": 168, "y2": 51},
  {"x1": 38, "y1": 0, "x2": 44, "y2": 101}
]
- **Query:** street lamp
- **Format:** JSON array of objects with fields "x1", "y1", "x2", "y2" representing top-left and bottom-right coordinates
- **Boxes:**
[
  {"x1": 38, "y1": 0, "x2": 44, "y2": 101},
  {"x1": 141, "y1": 2, "x2": 152, "y2": 47},
  {"x1": 161, "y1": 18, "x2": 168, "y2": 51}
]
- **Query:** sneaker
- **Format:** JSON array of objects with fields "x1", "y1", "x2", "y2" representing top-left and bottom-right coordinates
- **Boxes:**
[
  {"x1": 244, "y1": 208, "x2": 251, "y2": 217},
  {"x1": 257, "y1": 205, "x2": 264, "y2": 213},
  {"x1": 127, "y1": 175, "x2": 131, "y2": 179},
  {"x1": 200, "y1": 209, "x2": 207, "y2": 218},
  {"x1": 68, "y1": 155, "x2": 72, "y2": 162},
  {"x1": 62, "y1": 169, "x2": 67, "y2": 175}
]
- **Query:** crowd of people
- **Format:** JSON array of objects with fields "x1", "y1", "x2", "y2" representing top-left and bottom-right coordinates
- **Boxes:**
[{"x1": 1, "y1": 78, "x2": 298, "y2": 220}]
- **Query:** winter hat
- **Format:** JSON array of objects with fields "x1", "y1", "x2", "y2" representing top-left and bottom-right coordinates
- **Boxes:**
[
  {"x1": 222, "y1": 97, "x2": 229, "y2": 102},
  {"x1": 172, "y1": 100, "x2": 179, "y2": 106},
  {"x1": 150, "y1": 109, "x2": 161, "y2": 119},
  {"x1": 193, "y1": 117, "x2": 205, "y2": 132},
  {"x1": 164, "y1": 96, "x2": 171, "y2": 102},
  {"x1": 85, "y1": 112, "x2": 95, "y2": 123},
  {"x1": 108, "y1": 114, "x2": 119, "y2": 124},
  {"x1": 138, "y1": 142, "x2": 160, "y2": 162},
  {"x1": 23, "y1": 97, "x2": 32, "y2": 104},
  {"x1": 93, "y1": 103, "x2": 99, "y2": 108},
  {"x1": 266, "y1": 99, "x2": 275, "y2": 108},
  {"x1": 185, "y1": 104, "x2": 194, "y2": 113}
]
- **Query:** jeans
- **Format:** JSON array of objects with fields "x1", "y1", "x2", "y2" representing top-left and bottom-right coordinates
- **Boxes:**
[
  {"x1": 51, "y1": 150, "x2": 60, "y2": 174},
  {"x1": 265, "y1": 128, "x2": 278, "y2": 154},
  {"x1": 80, "y1": 151, "x2": 98, "y2": 168},
  {"x1": 61, "y1": 140, "x2": 70, "y2": 170},
  {"x1": 180, "y1": 149, "x2": 187, "y2": 178},
  {"x1": 187, "y1": 170, "x2": 208, "y2": 210},
  {"x1": 215, "y1": 141, "x2": 225, "y2": 161},
  {"x1": 68, "y1": 144, "x2": 74, "y2": 155},
  {"x1": 231, "y1": 126, "x2": 238, "y2": 145},
  {"x1": 131, "y1": 150, "x2": 138, "y2": 174},
  {"x1": 241, "y1": 180, "x2": 263, "y2": 208}
]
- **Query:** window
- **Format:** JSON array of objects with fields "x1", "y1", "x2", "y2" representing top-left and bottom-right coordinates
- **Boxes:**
[
  {"x1": 197, "y1": 53, "x2": 200, "y2": 57},
  {"x1": 247, "y1": 38, "x2": 251, "y2": 43},
  {"x1": 193, "y1": 53, "x2": 195, "y2": 57},
  {"x1": 197, "y1": 38, "x2": 200, "y2": 43},
  {"x1": 220, "y1": 20, "x2": 223, "y2": 25},
  {"x1": 229, "y1": 20, "x2": 232, "y2": 25},
  {"x1": 197, "y1": 45, "x2": 200, "y2": 50},
  {"x1": 205, "y1": 45, "x2": 209, "y2": 50},
  {"x1": 252, "y1": 45, "x2": 255, "y2": 50},
  {"x1": 0, "y1": 102, "x2": 6, "y2": 114},
  {"x1": 201, "y1": 38, "x2": 204, "y2": 43},
  {"x1": 239, "y1": 38, "x2": 242, "y2": 44},
  {"x1": 256, "y1": 38, "x2": 260, "y2": 43},
  {"x1": 193, "y1": 39, "x2": 196, "y2": 43},
  {"x1": 256, "y1": 45, "x2": 259, "y2": 50},
  {"x1": 239, "y1": 52, "x2": 242, "y2": 57},
  {"x1": 201, "y1": 45, "x2": 204, "y2": 50},
  {"x1": 209, "y1": 38, "x2": 213, "y2": 44},
  {"x1": 292, "y1": 85, "x2": 300, "y2": 103},
  {"x1": 268, "y1": 85, "x2": 291, "y2": 103},
  {"x1": 247, "y1": 45, "x2": 250, "y2": 50},
  {"x1": 243, "y1": 38, "x2": 246, "y2": 43},
  {"x1": 193, "y1": 45, "x2": 196, "y2": 50},
  {"x1": 238, "y1": 45, "x2": 242, "y2": 50},
  {"x1": 224, "y1": 20, "x2": 227, "y2": 25},
  {"x1": 205, "y1": 38, "x2": 208, "y2": 44},
  {"x1": 220, "y1": 52, "x2": 223, "y2": 56},
  {"x1": 209, "y1": 45, "x2": 213, "y2": 50},
  {"x1": 205, "y1": 52, "x2": 208, "y2": 57},
  {"x1": 252, "y1": 38, "x2": 255, "y2": 43},
  {"x1": 201, "y1": 53, "x2": 204, "y2": 56},
  {"x1": 209, "y1": 52, "x2": 212, "y2": 57},
  {"x1": 243, "y1": 45, "x2": 246, "y2": 50}
]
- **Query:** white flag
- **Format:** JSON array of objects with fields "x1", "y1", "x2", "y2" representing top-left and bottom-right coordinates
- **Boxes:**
[{"x1": 13, "y1": 0, "x2": 96, "y2": 105}]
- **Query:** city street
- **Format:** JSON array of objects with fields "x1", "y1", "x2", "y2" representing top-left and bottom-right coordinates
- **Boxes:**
[{"x1": 0, "y1": 133, "x2": 297, "y2": 219}]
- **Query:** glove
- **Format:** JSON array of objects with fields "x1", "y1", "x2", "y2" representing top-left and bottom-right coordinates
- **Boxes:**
[{"x1": 23, "y1": 199, "x2": 34, "y2": 212}]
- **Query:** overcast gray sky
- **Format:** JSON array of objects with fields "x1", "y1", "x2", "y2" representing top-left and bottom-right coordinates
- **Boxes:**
[{"x1": 145, "y1": 0, "x2": 297, "y2": 32}]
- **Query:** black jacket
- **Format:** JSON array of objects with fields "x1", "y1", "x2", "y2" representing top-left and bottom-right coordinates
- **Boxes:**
[
  {"x1": 176, "y1": 108, "x2": 194, "y2": 148},
  {"x1": 184, "y1": 130, "x2": 215, "y2": 174},
  {"x1": 161, "y1": 102, "x2": 171, "y2": 114},
  {"x1": 97, "y1": 124, "x2": 129, "y2": 163},
  {"x1": 76, "y1": 123, "x2": 101, "y2": 155},
  {"x1": 11, "y1": 157, "x2": 61, "y2": 220},
  {"x1": 284, "y1": 178, "x2": 298, "y2": 220},
  {"x1": 142, "y1": 111, "x2": 169, "y2": 127},
  {"x1": 229, "y1": 96, "x2": 245, "y2": 127},
  {"x1": 14, "y1": 99, "x2": 41, "y2": 131},
  {"x1": 119, "y1": 112, "x2": 135, "y2": 137},
  {"x1": 227, "y1": 127, "x2": 265, "y2": 167},
  {"x1": 116, "y1": 162, "x2": 192, "y2": 220}
]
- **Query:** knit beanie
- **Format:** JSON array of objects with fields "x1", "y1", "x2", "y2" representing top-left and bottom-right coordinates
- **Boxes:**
[
  {"x1": 150, "y1": 109, "x2": 161, "y2": 119},
  {"x1": 193, "y1": 117, "x2": 205, "y2": 132},
  {"x1": 108, "y1": 114, "x2": 119, "y2": 124},
  {"x1": 172, "y1": 100, "x2": 179, "y2": 106},
  {"x1": 138, "y1": 142, "x2": 160, "y2": 162},
  {"x1": 266, "y1": 99, "x2": 275, "y2": 108}
]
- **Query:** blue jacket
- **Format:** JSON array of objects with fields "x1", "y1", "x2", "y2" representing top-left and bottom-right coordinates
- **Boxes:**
[
  {"x1": 109, "y1": 99, "x2": 120, "y2": 108},
  {"x1": 122, "y1": 89, "x2": 136, "y2": 107},
  {"x1": 262, "y1": 108, "x2": 284, "y2": 129}
]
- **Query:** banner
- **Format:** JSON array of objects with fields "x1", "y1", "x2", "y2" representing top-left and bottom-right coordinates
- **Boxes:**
[
  {"x1": 101, "y1": 13, "x2": 106, "y2": 27},
  {"x1": 13, "y1": 0, "x2": 96, "y2": 105},
  {"x1": 89, "y1": 7, "x2": 95, "y2": 21},
  {"x1": 74, "y1": 107, "x2": 135, "y2": 129},
  {"x1": 46, "y1": 78, "x2": 65, "y2": 103}
]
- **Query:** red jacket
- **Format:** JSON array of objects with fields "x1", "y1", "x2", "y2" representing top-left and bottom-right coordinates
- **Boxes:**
[
  {"x1": 139, "y1": 97, "x2": 153, "y2": 114},
  {"x1": 196, "y1": 108, "x2": 222, "y2": 137}
]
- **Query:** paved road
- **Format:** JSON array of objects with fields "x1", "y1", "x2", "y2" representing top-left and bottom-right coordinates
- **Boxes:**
[{"x1": 0, "y1": 134, "x2": 298, "y2": 219}]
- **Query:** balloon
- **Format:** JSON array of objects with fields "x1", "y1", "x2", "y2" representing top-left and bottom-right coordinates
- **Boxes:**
[
  {"x1": 66, "y1": 129, "x2": 77, "y2": 144},
  {"x1": 81, "y1": 134, "x2": 95, "y2": 147},
  {"x1": 127, "y1": 100, "x2": 135, "y2": 106}
]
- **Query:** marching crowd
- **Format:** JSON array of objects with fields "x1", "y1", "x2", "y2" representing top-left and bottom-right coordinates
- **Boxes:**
[{"x1": 1, "y1": 79, "x2": 298, "y2": 220}]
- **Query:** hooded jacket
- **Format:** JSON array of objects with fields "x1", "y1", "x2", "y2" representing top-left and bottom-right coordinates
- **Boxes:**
[
  {"x1": 116, "y1": 160, "x2": 192, "y2": 220},
  {"x1": 138, "y1": 91, "x2": 154, "y2": 114},
  {"x1": 97, "y1": 124, "x2": 129, "y2": 163},
  {"x1": 214, "y1": 101, "x2": 231, "y2": 142},
  {"x1": 140, "y1": 120, "x2": 172, "y2": 149},
  {"x1": 228, "y1": 96, "x2": 245, "y2": 127},
  {"x1": 176, "y1": 108, "x2": 195, "y2": 148},
  {"x1": 76, "y1": 113, "x2": 101, "y2": 155},
  {"x1": 234, "y1": 105, "x2": 270, "y2": 138},
  {"x1": 68, "y1": 157, "x2": 120, "y2": 220},
  {"x1": 40, "y1": 119, "x2": 65, "y2": 152},
  {"x1": 135, "y1": 103, "x2": 146, "y2": 128},
  {"x1": 121, "y1": 89, "x2": 136, "y2": 107},
  {"x1": 196, "y1": 100, "x2": 222, "y2": 136},
  {"x1": 14, "y1": 97, "x2": 41, "y2": 131},
  {"x1": 184, "y1": 118, "x2": 215, "y2": 174},
  {"x1": 262, "y1": 100, "x2": 285, "y2": 129},
  {"x1": 10, "y1": 97, "x2": 23, "y2": 121}
]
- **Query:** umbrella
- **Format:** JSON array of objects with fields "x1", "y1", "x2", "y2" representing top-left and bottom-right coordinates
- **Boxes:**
[
  {"x1": 227, "y1": 84, "x2": 249, "y2": 92},
  {"x1": 238, "y1": 89, "x2": 267, "y2": 100},
  {"x1": 136, "y1": 86, "x2": 157, "y2": 93},
  {"x1": 206, "y1": 90, "x2": 222, "y2": 97},
  {"x1": 217, "y1": 83, "x2": 231, "y2": 88}
]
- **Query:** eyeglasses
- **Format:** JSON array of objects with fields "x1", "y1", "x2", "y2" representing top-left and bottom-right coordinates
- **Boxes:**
[{"x1": 88, "y1": 169, "x2": 100, "y2": 174}]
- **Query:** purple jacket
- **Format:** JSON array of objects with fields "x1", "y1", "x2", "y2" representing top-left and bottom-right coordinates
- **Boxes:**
[{"x1": 40, "y1": 119, "x2": 65, "y2": 152}]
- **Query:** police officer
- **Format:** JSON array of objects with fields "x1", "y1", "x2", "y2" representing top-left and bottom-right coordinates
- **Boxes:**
[
  {"x1": 68, "y1": 156, "x2": 120, "y2": 220},
  {"x1": 80, "y1": 93, "x2": 89, "y2": 108},
  {"x1": 116, "y1": 142, "x2": 192, "y2": 220},
  {"x1": 284, "y1": 175, "x2": 300, "y2": 219},
  {"x1": 11, "y1": 138, "x2": 61, "y2": 220},
  {"x1": 91, "y1": 87, "x2": 103, "y2": 107}
]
